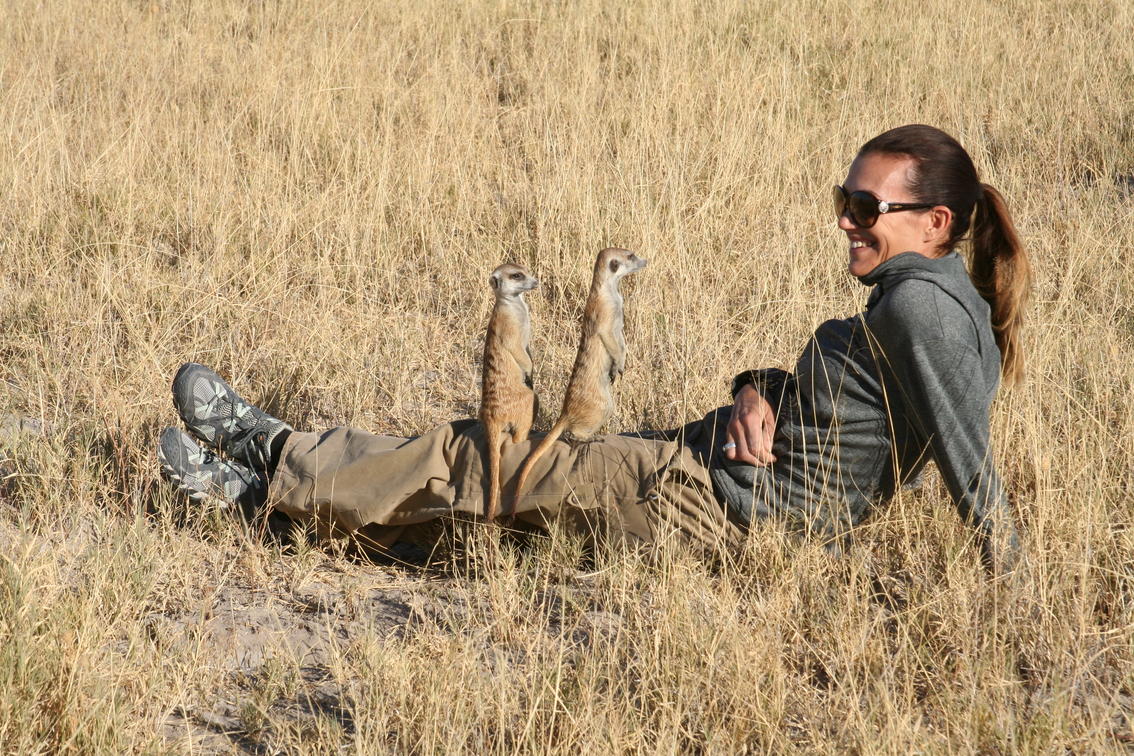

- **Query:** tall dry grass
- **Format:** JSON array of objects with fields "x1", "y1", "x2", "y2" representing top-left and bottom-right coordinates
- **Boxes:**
[{"x1": 0, "y1": 0, "x2": 1131, "y2": 751}]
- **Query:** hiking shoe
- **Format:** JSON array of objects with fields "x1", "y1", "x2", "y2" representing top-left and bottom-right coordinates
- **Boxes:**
[
  {"x1": 157, "y1": 427, "x2": 266, "y2": 507},
  {"x1": 171, "y1": 363, "x2": 291, "y2": 471}
]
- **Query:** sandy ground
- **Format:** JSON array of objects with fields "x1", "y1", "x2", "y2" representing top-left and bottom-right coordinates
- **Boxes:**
[{"x1": 150, "y1": 561, "x2": 623, "y2": 751}]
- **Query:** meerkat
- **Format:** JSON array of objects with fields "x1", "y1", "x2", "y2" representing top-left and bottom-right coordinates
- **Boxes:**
[
  {"x1": 480, "y1": 263, "x2": 540, "y2": 521},
  {"x1": 511, "y1": 247, "x2": 647, "y2": 511}
]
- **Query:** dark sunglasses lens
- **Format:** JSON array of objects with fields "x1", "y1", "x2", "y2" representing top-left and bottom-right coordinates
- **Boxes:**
[
  {"x1": 847, "y1": 191, "x2": 878, "y2": 228},
  {"x1": 833, "y1": 186, "x2": 878, "y2": 227},
  {"x1": 832, "y1": 186, "x2": 846, "y2": 219}
]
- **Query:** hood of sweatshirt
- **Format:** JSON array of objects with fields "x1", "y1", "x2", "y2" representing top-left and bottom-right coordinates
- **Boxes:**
[{"x1": 857, "y1": 251, "x2": 994, "y2": 357}]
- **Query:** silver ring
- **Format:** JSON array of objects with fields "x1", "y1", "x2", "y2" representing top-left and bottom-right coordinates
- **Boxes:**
[{"x1": 722, "y1": 442, "x2": 737, "y2": 451}]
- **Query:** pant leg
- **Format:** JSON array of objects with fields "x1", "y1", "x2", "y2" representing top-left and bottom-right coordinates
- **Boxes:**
[{"x1": 268, "y1": 408, "x2": 744, "y2": 557}]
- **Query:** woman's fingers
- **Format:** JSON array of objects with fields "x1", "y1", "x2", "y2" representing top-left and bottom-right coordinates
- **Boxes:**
[
  {"x1": 727, "y1": 421, "x2": 761, "y2": 465},
  {"x1": 744, "y1": 415, "x2": 774, "y2": 464},
  {"x1": 725, "y1": 404, "x2": 756, "y2": 464},
  {"x1": 760, "y1": 402, "x2": 778, "y2": 463},
  {"x1": 725, "y1": 409, "x2": 746, "y2": 461},
  {"x1": 726, "y1": 388, "x2": 774, "y2": 465}
]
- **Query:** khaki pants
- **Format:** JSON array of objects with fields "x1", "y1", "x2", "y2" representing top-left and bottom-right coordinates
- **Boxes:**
[{"x1": 269, "y1": 407, "x2": 745, "y2": 558}]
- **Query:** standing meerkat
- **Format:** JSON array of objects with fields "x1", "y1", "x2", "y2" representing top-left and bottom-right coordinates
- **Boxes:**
[
  {"x1": 511, "y1": 247, "x2": 647, "y2": 511},
  {"x1": 480, "y1": 263, "x2": 540, "y2": 521}
]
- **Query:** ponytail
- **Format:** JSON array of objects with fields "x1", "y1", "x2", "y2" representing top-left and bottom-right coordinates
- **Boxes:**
[{"x1": 968, "y1": 184, "x2": 1031, "y2": 387}]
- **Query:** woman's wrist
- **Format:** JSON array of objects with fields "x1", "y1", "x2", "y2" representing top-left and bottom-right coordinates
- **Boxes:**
[{"x1": 730, "y1": 370, "x2": 762, "y2": 399}]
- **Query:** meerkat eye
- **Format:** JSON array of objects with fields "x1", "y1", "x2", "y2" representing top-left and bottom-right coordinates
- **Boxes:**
[{"x1": 511, "y1": 272, "x2": 522, "y2": 280}]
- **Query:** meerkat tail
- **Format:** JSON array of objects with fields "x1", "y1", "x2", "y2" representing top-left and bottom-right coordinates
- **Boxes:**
[
  {"x1": 485, "y1": 429, "x2": 503, "y2": 521},
  {"x1": 510, "y1": 419, "x2": 568, "y2": 513}
]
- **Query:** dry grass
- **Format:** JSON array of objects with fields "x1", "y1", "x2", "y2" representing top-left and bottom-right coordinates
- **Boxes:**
[{"x1": 0, "y1": 0, "x2": 1131, "y2": 751}]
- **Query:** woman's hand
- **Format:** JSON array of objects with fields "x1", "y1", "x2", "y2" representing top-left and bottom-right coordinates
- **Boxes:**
[{"x1": 725, "y1": 383, "x2": 777, "y2": 465}]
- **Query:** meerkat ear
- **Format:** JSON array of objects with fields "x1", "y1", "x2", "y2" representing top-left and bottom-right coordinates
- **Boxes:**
[
  {"x1": 490, "y1": 274, "x2": 499, "y2": 289},
  {"x1": 609, "y1": 259, "x2": 621, "y2": 273}
]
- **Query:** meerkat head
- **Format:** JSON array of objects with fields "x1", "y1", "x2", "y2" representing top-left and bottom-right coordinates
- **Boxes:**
[
  {"x1": 596, "y1": 247, "x2": 648, "y2": 283},
  {"x1": 489, "y1": 263, "x2": 539, "y2": 299}
]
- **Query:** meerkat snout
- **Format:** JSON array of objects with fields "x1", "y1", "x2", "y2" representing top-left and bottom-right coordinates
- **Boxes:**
[{"x1": 604, "y1": 249, "x2": 648, "y2": 277}]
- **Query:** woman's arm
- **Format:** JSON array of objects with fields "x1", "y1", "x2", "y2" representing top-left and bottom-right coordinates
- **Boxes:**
[{"x1": 871, "y1": 285, "x2": 1020, "y2": 575}]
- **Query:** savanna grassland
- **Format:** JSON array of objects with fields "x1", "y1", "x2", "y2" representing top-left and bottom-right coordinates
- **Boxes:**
[{"x1": 0, "y1": 0, "x2": 1131, "y2": 752}]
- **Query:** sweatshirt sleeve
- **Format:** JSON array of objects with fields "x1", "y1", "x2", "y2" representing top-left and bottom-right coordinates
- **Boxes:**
[
  {"x1": 869, "y1": 284, "x2": 1020, "y2": 574},
  {"x1": 731, "y1": 368, "x2": 791, "y2": 401}
]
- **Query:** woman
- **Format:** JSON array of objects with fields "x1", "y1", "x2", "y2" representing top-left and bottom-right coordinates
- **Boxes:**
[
  {"x1": 157, "y1": 124, "x2": 1029, "y2": 574},
  {"x1": 718, "y1": 124, "x2": 1029, "y2": 573}
]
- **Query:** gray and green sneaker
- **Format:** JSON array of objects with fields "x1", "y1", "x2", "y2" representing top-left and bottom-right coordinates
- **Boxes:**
[
  {"x1": 171, "y1": 362, "x2": 291, "y2": 471},
  {"x1": 157, "y1": 427, "x2": 265, "y2": 507}
]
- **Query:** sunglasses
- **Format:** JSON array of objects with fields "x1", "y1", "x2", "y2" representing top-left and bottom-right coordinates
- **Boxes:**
[{"x1": 832, "y1": 185, "x2": 934, "y2": 228}]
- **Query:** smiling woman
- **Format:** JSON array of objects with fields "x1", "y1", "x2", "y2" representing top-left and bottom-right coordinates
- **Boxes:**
[
  {"x1": 723, "y1": 124, "x2": 1033, "y2": 572},
  {"x1": 157, "y1": 125, "x2": 1032, "y2": 576}
]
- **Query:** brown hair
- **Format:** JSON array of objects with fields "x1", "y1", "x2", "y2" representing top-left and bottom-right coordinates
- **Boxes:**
[{"x1": 858, "y1": 124, "x2": 1032, "y2": 386}]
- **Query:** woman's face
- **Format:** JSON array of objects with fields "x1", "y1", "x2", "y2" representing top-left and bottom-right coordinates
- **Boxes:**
[{"x1": 838, "y1": 152, "x2": 942, "y2": 277}]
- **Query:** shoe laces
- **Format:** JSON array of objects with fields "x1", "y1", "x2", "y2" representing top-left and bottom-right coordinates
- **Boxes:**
[{"x1": 229, "y1": 427, "x2": 270, "y2": 468}]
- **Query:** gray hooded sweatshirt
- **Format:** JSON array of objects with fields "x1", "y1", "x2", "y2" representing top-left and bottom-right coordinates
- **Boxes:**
[{"x1": 710, "y1": 251, "x2": 1019, "y2": 572}]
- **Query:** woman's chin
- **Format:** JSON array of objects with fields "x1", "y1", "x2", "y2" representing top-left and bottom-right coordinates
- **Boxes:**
[{"x1": 847, "y1": 257, "x2": 879, "y2": 278}]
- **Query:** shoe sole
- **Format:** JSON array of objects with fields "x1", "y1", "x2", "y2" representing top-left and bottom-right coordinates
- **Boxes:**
[{"x1": 171, "y1": 362, "x2": 225, "y2": 447}]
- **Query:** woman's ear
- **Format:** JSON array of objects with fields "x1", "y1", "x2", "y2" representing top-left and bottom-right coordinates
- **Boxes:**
[{"x1": 924, "y1": 205, "x2": 954, "y2": 245}]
